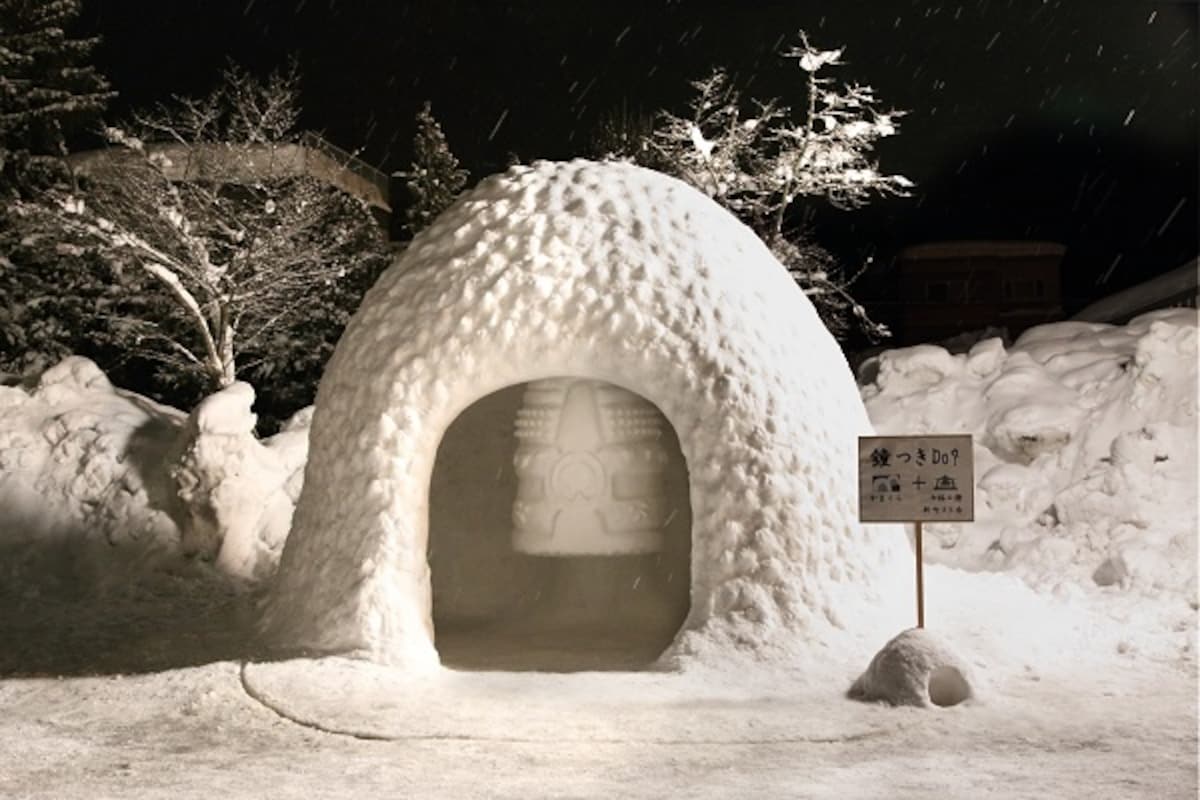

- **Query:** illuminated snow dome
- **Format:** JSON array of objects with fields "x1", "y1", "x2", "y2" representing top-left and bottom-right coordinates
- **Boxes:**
[{"x1": 261, "y1": 159, "x2": 909, "y2": 673}]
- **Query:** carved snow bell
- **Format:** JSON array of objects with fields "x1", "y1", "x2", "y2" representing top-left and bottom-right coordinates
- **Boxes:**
[{"x1": 512, "y1": 378, "x2": 670, "y2": 556}]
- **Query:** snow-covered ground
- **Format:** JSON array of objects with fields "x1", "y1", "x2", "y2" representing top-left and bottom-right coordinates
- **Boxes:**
[{"x1": 0, "y1": 309, "x2": 1195, "y2": 798}]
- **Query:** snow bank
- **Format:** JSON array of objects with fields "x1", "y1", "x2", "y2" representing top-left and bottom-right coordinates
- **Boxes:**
[
  {"x1": 859, "y1": 308, "x2": 1198, "y2": 604},
  {"x1": 0, "y1": 357, "x2": 182, "y2": 553},
  {"x1": 0, "y1": 357, "x2": 311, "y2": 584}
]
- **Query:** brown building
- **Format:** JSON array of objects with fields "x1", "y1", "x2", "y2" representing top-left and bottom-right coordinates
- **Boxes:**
[{"x1": 896, "y1": 240, "x2": 1066, "y2": 344}]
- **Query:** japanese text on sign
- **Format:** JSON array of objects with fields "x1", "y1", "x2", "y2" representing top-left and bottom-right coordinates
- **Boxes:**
[{"x1": 858, "y1": 434, "x2": 974, "y2": 522}]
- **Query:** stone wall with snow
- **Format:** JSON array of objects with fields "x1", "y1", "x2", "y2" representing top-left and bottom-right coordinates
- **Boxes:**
[{"x1": 261, "y1": 159, "x2": 910, "y2": 670}]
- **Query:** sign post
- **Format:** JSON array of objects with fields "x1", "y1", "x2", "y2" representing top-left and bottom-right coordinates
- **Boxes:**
[
  {"x1": 915, "y1": 520, "x2": 924, "y2": 628},
  {"x1": 858, "y1": 434, "x2": 974, "y2": 628}
]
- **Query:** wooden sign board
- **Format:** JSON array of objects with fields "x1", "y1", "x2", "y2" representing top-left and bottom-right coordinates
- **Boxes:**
[{"x1": 858, "y1": 434, "x2": 974, "y2": 523}]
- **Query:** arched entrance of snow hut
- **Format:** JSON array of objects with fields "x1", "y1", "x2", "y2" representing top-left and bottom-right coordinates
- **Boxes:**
[{"x1": 429, "y1": 377, "x2": 692, "y2": 671}]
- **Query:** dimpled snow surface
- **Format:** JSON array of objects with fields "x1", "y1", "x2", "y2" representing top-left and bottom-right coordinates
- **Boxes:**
[{"x1": 262, "y1": 159, "x2": 909, "y2": 672}]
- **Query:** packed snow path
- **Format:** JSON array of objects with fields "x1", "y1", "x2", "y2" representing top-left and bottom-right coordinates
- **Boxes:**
[
  {"x1": 1, "y1": 560, "x2": 1194, "y2": 798},
  {"x1": 1, "y1": 659, "x2": 1194, "y2": 798}
]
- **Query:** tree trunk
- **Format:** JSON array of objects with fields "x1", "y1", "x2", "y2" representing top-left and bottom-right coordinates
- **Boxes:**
[
  {"x1": 215, "y1": 322, "x2": 236, "y2": 388},
  {"x1": 206, "y1": 315, "x2": 237, "y2": 390}
]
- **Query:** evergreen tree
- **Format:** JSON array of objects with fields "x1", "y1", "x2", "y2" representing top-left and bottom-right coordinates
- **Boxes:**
[
  {"x1": 402, "y1": 101, "x2": 467, "y2": 237},
  {"x1": 0, "y1": 0, "x2": 114, "y2": 379},
  {"x1": 0, "y1": 0, "x2": 113, "y2": 177}
]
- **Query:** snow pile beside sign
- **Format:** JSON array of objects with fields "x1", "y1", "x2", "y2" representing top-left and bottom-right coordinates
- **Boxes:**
[
  {"x1": 848, "y1": 627, "x2": 975, "y2": 707},
  {"x1": 859, "y1": 308, "x2": 1198, "y2": 602}
]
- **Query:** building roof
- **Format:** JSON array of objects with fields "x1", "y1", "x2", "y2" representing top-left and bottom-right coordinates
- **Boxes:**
[
  {"x1": 1072, "y1": 258, "x2": 1199, "y2": 323},
  {"x1": 899, "y1": 241, "x2": 1067, "y2": 260}
]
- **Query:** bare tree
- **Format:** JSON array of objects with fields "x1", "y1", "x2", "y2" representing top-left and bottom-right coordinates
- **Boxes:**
[
  {"x1": 624, "y1": 32, "x2": 912, "y2": 340},
  {"x1": 8, "y1": 63, "x2": 388, "y2": 396}
]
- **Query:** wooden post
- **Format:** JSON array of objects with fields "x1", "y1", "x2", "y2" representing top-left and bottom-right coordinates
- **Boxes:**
[{"x1": 915, "y1": 520, "x2": 925, "y2": 628}]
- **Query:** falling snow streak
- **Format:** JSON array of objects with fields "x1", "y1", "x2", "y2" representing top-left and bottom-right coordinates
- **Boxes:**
[
  {"x1": 573, "y1": 76, "x2": 598, "y2": 104},
  {"x1": 487, "y1": 109, "x2": 509, "y2": 142},
  {"x1": 1157, "y1": 198, "x2": 1187, "y2": 237},
  {"x1": 1097, "y1": 253, "x2": 1123, "y2": 285},
  {"x1": 74, "y1": 0, "x2": 1197, "y2": 313}
]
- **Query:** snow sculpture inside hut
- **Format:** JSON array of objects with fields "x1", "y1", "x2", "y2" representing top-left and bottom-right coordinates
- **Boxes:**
[{"x1": 262, "y1": 159, "x2": 908, "y2": 672}]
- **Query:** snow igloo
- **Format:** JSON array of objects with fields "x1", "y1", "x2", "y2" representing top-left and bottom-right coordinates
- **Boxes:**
[{"x1": 262, "y1": 159, "x2": 906, "y2": 672}]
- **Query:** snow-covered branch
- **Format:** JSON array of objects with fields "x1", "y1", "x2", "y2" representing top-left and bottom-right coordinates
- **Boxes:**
[
  {"x1": 7, "y1": 62, "x2": 389, "y2": 398},
  {"x1": 616, "y1": 30, "x2": 912, "y2": 341}
]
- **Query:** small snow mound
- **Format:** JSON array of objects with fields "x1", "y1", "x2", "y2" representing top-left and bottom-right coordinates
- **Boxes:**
[
  {"x1": 33, "y1": 355, "x2": 112, "y2": 404},
  {"x1": 0, "y1": 357, "x2": 183, "y2": 579},
  {"x1": 170, "y1": 381, "x2": 295, "y2": 580},
  {"x1": 191, "y1": 381, "x2": 257, "y2": 435},
  {"x1": 849, "y1": 627, "x2": 976, "y2": 708}
]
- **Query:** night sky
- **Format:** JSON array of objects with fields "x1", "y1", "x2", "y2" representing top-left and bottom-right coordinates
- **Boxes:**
[{"x1": 79, "y1": 0, "x2": 1198, "y2": 316}]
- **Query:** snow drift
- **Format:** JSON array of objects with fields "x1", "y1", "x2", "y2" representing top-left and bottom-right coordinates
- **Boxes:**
[
  {"x1": 859, "y1": 308, "x2": 1198, "y2": 604},
  {"x1": 0, "y1": 357, "x2": 309, "y2": 585}
]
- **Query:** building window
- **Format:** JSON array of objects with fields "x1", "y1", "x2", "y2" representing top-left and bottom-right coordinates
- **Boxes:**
[{"x1": 1003, "y1": 279, "x2": 1048, "y2": 301}]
